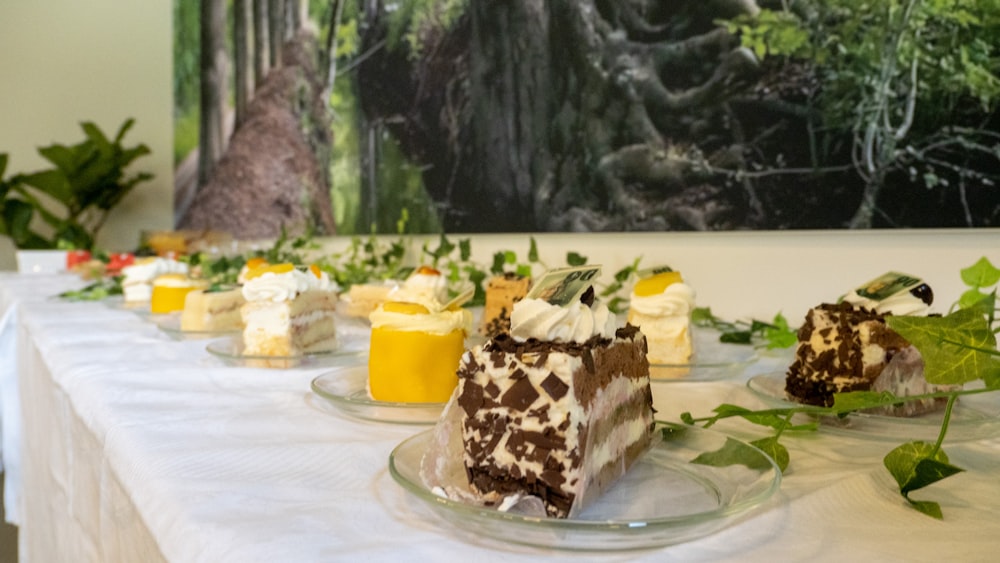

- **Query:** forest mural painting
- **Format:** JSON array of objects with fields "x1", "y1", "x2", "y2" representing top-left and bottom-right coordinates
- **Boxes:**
[{"x1": 173, "y1": 0, "x2": 1000, "y2": 238}]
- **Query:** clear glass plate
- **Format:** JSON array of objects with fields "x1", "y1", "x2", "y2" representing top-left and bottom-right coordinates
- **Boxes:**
[
  {"x1": 747, "y1": 372, "x2": 1000, "y2": 442},
  {"x1": 104, "y1": 295, "x2": 151, "y2": 316},
  {"x1": 649, "y1": 327, "x2": 758, "y2": 382},
  {"x1": 389, "y1": 423, "x2": 781, "y2": 551},
  {"x1": 155, "y1": 313, "x2": 241, "y2": 340},
  {"x1": 206, "y1": 336, "x2": 367, "y2": 369},
  {"x1": 311, "y1": 366, "x2": 444, "y2": 425}
]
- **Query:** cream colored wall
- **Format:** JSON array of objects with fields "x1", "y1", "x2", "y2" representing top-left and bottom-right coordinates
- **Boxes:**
[
  {"x1": 317, "y1": 230, "x2": 999, "y2": 320},
  {"x1": 0, "y1": 0, "x2": 174, "y2": 270},
  {"x1": 0, "y1": 2, "x2": 996, "y2": 320}
]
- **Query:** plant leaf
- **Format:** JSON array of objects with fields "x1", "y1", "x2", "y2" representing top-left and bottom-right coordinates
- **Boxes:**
[
  {"x1": 750, "y1": 436, "x2": 789, "y2": 472},
  {"x1": 907, "y1": 499, "x2": 944, "y2": 519},
  {"x1": 691, "y1": 437, "x2": 775, "y2": 471},
  {"x1": 960, "y1": 257, "x2": 1000, "y2": 288},
  {"x1": 566, "y1": 251, "x2": 587, "y2": 266},
  {"x1": 831, "y1": 390, "x2": 901, "y2": 412},
  {"x1": 528, "y1": 236, "x2": 539, "y2": 262},
  {"x1": 884, "y1": 441, "x2": 963, "y2": 495},
  {"x1": 886, "y1": 308, "x2": 997, "y2": 385},
  {"x1": 20, "y1": 169, "x2": 73, "y2": 205}
]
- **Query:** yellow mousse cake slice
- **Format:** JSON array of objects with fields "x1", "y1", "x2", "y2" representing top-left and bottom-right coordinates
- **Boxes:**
[
  {"x1": 151, "y1": 274, "x2": 208, "y2": 314},
  {"x1": 121, "y1": 257, "x2": 190, "y2": 303},
  {"x1": 240, "y1": 263, "x2": 338, "y2": 356},
  {"x1": 627, "y1": 267, "x2": 696, "y2": 365},
  {"x1": 368, "y1": 267, "x2": 472, "y2": 403},
  {"x1": 180, "y1": 285, "x2": 245, "y2": 332}
]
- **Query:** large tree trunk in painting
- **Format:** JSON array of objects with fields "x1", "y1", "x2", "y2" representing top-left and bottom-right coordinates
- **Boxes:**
[
  {"x1": 179, "y1": 31, "x2": 336, "y2": 239},
  {"x1": 466, "y1": 1, "x2": 550, "y2": 232},
  {"x1": 356, "y1": 0, "x2": 777, "y2": 232},
  {"x1": 233, "y1": 0, "x2": 253, "y2": 128},
  {"x1": 199, "y1": 0, "x2": 229, "y2": 186}
]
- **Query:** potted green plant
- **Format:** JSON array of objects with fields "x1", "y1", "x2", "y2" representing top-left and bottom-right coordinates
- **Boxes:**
[{"x1": 0, "y1": 118, "x2": 153, "y2": 255}]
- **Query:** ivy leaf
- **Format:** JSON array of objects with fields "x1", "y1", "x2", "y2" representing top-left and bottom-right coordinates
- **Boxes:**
[
  {"x1": 459, "y1": 238, "x2": 471, "y2": 261},
  {"x1": 566, "y1": 251, "x2": 587, "y2": 266},
  {"x1": 720, "y1": 330, "x2": 753, "y2": 344},
  {"x1": 691, "y1": 436, "x2": 775, "y2": 471},
  {"x1": 763, "y1": 313, "x2": 798, "y2": 349},
  {"x1": 886, "y1": 308, "x2": 997, "y2": 385},
  {"x1": 831, "y1": 390, "x2": 902, "y2": 412},
  {"x1": 884, "y1": 441, "x2": 964, "y2": 519},
  {"x1": 960, "y1": 257, "x2": 1000, "y2": 288},
  {"x1": 907, "y1": 499, "x2": 944, "y2": 520},
  {"x1": 958, "y1": 288, "x2": 990, "y2": 310},
  {"x1": 491, "y1": 252, "x2": 505, "y2": 274},
  {"x1": 528, "y1": 236, "x2": 539, "y2": 262},
  {"x1": 691, "y1": 307, "x2": 714, "y2": 324},
  {"x1": 750, "y1": 436, "x2": 789, "y2": 472}
]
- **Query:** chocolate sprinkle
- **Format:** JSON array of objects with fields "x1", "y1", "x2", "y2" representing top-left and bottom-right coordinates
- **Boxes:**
[
  {"x1": 500, "y1": 376, "x2": 540, "y2": 411},
  {"x1": 539, "y1": 372, "x2": 569, "y2": 401}
]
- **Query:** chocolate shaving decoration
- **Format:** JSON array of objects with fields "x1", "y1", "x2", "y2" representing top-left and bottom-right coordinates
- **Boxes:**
[
  {"x1": 500, "y1": 376, "x2": 540, "y2": 411},
  {"x1": 457, "y1": 381, "x2": 484, "y2": 418},
  {"x1": 484, "y1": 380, "x2": 501, "y2": 398},
  {"x1": 579, "y1": 285, "x2": 595, "y2": 307},
  {"x1": 539, "y1": 372, "x2": 569, "y2": 401}
]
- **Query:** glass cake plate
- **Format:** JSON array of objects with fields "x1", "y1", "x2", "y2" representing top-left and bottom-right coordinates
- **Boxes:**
[
  {"x1": 155, "y1": 313, "x2": 241, "y2": 340},
  {"x1": 104, "y1": 295, "x2": 151, "y2": 316},
  {"x1": 389, "y1": 423, "x2": 781, "y2": 552},
  {"x1": 311, "y1": 366, "x2": 445, "y2": 425},
  {"x1": 648, "y1": 327, "x2": 758, "y2": 382},
  {"x1": 206, "y1": 336, "x2": 367, "y2": 369},
  {"x1": 746, "y1": 372, "x2": 1000, "y2": 442}
]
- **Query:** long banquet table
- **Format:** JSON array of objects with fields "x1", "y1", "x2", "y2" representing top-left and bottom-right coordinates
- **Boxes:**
[{"x1": 2, "y1": 272, "x2": 999, "y2": 562}]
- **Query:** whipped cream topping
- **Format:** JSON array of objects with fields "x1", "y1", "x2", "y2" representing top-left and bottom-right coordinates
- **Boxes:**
[
  {"x1": 242, "y1": 267, "x2": 332, "y2": 303},
  {"x1": 629, "y1": 282, "x2": 696, "y2": 317},
  {"x1": 369, "y1": 306, "x2": 472, "y2": 335},
  {"x1": 509, "y1": 297, "x2": 617, "y2": 344},
  {"x1": 122, "y1": 258, "x2": 189, "y2": 283},
  {"x1": 843, "y1": 288, "x2": 931, "y2": 316},
  {"x1": 388, "y1": 271, "x2": 450, "y2": 309}
]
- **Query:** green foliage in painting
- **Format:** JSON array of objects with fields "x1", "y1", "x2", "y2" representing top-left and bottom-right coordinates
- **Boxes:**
[{"x1": 386, "y1": 0, "x2": 468, "y2": 57}]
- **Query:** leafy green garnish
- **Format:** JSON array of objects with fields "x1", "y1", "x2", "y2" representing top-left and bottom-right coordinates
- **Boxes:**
[
  {"x1": 683, "y1": 257, "x2": 999, "y2": 519},
  {"x1": 58, "y1": 277, "x2": 122, "y2": 301},
  {"x1": 887, "y1": 307, "x2": 999, "y2": 386},
  {"x1": 691, "y1": 436, "x2": 778, "y2": 471},
  {"x1": 692, "y1": 307, "x2": 798, "y2": 349}
]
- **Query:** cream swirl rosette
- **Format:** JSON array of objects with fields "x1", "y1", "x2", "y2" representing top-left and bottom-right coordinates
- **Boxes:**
[
  {"x1": 242, "y1": 266, "x2": 332, "y2": 303},
  {"x1": 509, "y1": 297, "x2": 617, "y2": 344}
]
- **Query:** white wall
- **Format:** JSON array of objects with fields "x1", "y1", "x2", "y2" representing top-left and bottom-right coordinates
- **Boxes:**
[
  {"x1": 317, "y1": 230, "x2": 999, "y2": 320},
  {"x1": 1, "y1": 1, "x2": 996, "y2": 320},
  {"x1": 0, "y1": 0, "x2": 174, "y2": 270}
]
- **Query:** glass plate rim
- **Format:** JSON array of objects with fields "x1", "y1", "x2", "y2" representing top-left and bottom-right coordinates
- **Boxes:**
[
  {"x1": 205, "y1": 336, "x2": 364, "y2": 361},
  {"x1": 311, "y1": 367, "x2": 448, "y2": 411},
  {"x1": 155, "y1": 312, "x2": 242, "y2": 337},
  {"x1": 746, "y1": 371, "x2": 1000, "y2": 429},
  {"x1": 389, "y1": 422, "x2": 781, "y2": 536}
]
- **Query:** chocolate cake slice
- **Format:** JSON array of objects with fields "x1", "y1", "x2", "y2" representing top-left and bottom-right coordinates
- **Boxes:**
[
  {"x1": 454, "y1": 324, "x2": 654, "y2": 518},
  {"x1": 785, "y1": 301, "x2": 955, "y2": 416}
]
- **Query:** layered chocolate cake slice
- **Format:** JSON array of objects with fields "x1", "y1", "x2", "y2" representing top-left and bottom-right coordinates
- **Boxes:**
[
  {"x1": 438, "y1": 266, "x2": 655, "y2": 518},
  {"x1": 785, "y1": 273, "x2": 957, "y2": 416},
  {"x1": 455, "y1": 324, "x2": 653, "y2": 517}
]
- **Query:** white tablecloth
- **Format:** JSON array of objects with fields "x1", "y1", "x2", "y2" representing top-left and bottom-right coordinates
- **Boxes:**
[{"x1": 2, "y1": 273, "x2": 1000, "y2": 562}]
